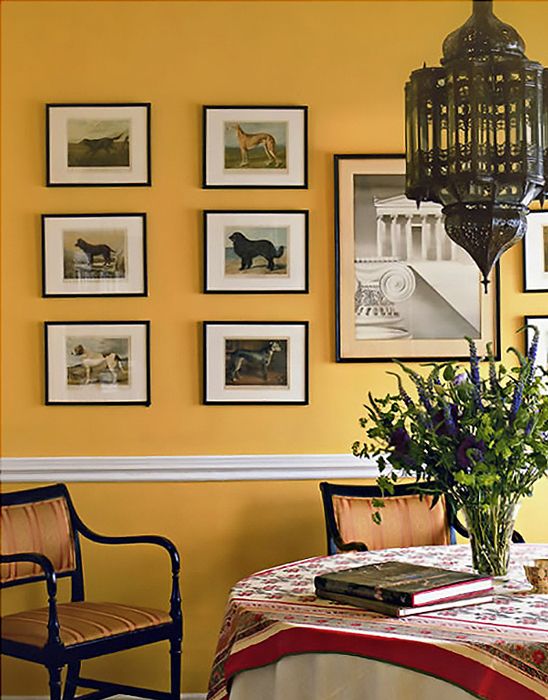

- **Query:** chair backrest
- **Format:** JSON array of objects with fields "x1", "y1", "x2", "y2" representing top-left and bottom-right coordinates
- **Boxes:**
[
  {"x1": 1, "y1": 484, "x2": 83, "y2": 592},
  {"x1": 320, "y1": 481, "x2": 454, "y2": 555}
]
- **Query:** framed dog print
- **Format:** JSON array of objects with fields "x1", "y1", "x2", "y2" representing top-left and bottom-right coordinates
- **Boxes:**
[
  {"x1": 202, "y1": 106, "x2": 308, "y2": 188},
  {"x1": 523, "y1": 210, "x2": 548, "y2": 292},
  {"x1": 335, "y1": 154, "x2": 500, "y2": 362},
  {"x1": 45, "y1": 321, "x2": 151, "y2": 405},
  {"x1": 204, "y1": 210, "x2": 308, "y2": 293},
  {"x1": 203, "y1": 321, "x2": 309, "y2": 405},
  {"x1": 525, "y1": 316, "x2": 548, "y2": 375},
  {"x1": 46, "y1": 103, "x2": 151, "y2": 186},
  {"x1": 42, "y1": 214, "x2": 147, "y2": 297}
]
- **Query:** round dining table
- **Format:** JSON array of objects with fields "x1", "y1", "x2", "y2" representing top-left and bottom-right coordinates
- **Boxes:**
[{"x1": 206, "y1": 544, "x2": 548, "y2": 700}]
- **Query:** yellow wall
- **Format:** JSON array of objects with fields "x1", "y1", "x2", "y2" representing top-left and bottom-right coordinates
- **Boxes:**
[{"x1": 1, "y1": 0, "x2": 547, "y2": 694}]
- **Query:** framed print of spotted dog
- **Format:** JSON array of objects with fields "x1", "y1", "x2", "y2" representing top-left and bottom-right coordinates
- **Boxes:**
[
  {"x1": 42, "y1": 213, "x2": 147, "y2": 297},
  {"x1": 204, "y1": 210, "x2": 309, "y2": 293},
  {"x1": 203, "y1": 321, "x2": 309, "y2": 404},
  {"x1": 202, "y1": 106, "x2": 308, "y2": 188},
  {"x1": 45, "y1": 321, "x2": 151, "y2": 405},
  {"x1": 523, "y1": 210, "x2": 548, "y2": 292},
  {"x1": 46, "y1": 103, "x2": 151, "y2": 186}
]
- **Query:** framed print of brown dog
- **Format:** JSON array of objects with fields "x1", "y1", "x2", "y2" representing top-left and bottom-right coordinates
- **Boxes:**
[
  {"x1": 45, "y1": 321, "x2": 151, "y2": 405},
  {"x1": 203, "y1": 321, "x2": 309, "y2": 404},
  {"x1": 46, "y1": 103, "x2": 151, "y2": 186},
  {"x1": 202, "y1": 106, "x2": 308, "y2": 188},
  {"x1": 42, "y1": 214, "x2": 147, "y2": 297},
  {"x1": 204, "y1": 210, "x2": 309, "y2": 293},
  {"x1": 335, "y1": 154, "x2": 500, "y2": 362},
  {"x1": 523, "y1": 210, "x2": 548, "y2": 292}
]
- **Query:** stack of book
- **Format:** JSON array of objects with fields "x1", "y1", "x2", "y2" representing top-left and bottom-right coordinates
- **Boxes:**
[{"x1": 314, "y1": 561, "x2": 494, "y2": 617}]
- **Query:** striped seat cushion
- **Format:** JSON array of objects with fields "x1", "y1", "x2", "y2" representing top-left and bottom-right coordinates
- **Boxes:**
[
  {"x1": 332, "y1": 493, "x2": 451, "y2": 551},
  {"x1": 1, "y1": 497, "x2": 76, "y2": 583},
  {"x1": 1, "y1": 602, "x2": 171, "y2": 647}
]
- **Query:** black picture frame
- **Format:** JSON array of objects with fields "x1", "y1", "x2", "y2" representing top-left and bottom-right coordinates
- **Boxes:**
[
  {"x1": 46, "y1": 103, "x2": 151, "y2": 187},
  {"x1": 45, "y1": 321, "x2": 151, "y2": 406},
  {"x1": 41, "y1": 213, "x2": 148, "y2": 297},
  {"x1": 334, "y1": 153, "x2": 501, "y2": 363},
  {"x1": 203, "y1": 321, "x2": 309, "y2": 405},
  {"x1": 203, "y1": 210, "x2": 309, "y2": 294},
  {"x1": 523, "y1": 209, "x2": 548, "y2": 293},
  {"x1": 202, "y1": 105, "x2": 308, "y2": 189}
]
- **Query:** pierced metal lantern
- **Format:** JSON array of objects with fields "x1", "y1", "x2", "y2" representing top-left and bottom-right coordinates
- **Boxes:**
[{"x1": 405, "y1": 0, "x2": 547, "y2": 291}]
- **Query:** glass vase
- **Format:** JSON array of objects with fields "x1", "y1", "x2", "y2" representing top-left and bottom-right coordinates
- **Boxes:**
[{"x1": 462, "y1": 498, "x2": 519, "y2": 577}]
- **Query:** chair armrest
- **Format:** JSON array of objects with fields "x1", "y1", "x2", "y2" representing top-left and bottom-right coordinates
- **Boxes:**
[
  {"x1": 76, "y1": 525, "x2": 182, "y2": 623},
  {"x1": 0, "y1": 553, "x2": 62, "y2": 648},
  {"x1": 331, "y1": 533, "x2": 369, "y2": 553}
]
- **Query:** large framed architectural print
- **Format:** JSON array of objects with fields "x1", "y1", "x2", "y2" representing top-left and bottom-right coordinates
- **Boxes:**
[{"x1": 335, "y1": 155, "x2": 500, "y2": 362}]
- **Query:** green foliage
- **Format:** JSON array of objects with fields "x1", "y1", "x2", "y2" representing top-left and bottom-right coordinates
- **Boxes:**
[{"x1": 355, "y1": 330, "x2": 548, "y2": 515}]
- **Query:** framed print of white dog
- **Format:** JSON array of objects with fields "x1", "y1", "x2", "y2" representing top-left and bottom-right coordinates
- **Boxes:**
[
  {"x1": 526, "y1": 316, "x2": 548, "y2": 376},
  {"x1": 45, "y1": 321, "x2": 151, "y2": 405},
  {"x1": 46, "y1": 103, "x2": 151, "y2": 186},
  {"x1": 42, "y1": 214, "x2": 147, "y2": 297},
  {"x1": 204, "y1": 210, "x2": 309, "y2": 293},
  {"x1": 203, "y1": 321, "x2": 309, "y2": 404},
  {"x1": 523, "y1": 210, "x2": 548, "y2": 292},
  {"x1": 202, "y1": 106, "x2": 308, "y2": 188},
  {"x1": 335, "y1": 154, "x2": 500, "y2": 362}
]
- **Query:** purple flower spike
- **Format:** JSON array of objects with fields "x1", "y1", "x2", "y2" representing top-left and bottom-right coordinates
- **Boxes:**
[
  {"x1": 466, "y1": 337, "x2": 482, "y2": 409},
  {"x1": 456, "y1": 435, "x2": 485, "y2": 470},
  {"x1": 510, "y1": 375, "x2": 525, "y2": 422},
  {"x1": 390, "y1": 427, "x2": 411, "y2": 454},
  {"x1": 528, "y1": 327, "x2": 539, "y2": 367},
  {"x1": 453, "y1": 373, "x2": 467, "y2": 386}
]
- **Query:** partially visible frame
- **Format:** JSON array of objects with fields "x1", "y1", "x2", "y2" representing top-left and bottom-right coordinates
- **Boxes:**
[
  {"x1": 46, "y1": 103, "x2": 151, "y2": 186},
  {"x1": 203, "y1": 321, "x2": 309, "y2": 405},
  {"x1": 525, "y1": 316, "x2": 548, "y2": 374},
  {"x1": 335, "y1": 154, "x2": 500, "y2": 362},
  {"x1": 204, "y1": 210, "x2": 309, "y2": 293},
  {"x1": 45, "y1": 321, "x2": 151, "y2": 405},
  {"x1": 202, "y1": 106, "x2": 308, "y2": 189},
  {"x1": 42, "y1": 213, "x2": 147, "y2": 297},
  {"x1": 523, "y1": 210, "x2": 548, "y2": 292}
]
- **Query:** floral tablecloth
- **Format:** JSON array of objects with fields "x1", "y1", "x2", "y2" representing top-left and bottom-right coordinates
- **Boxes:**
[{"x1": 207, "y1": 544, "x2": 548, "y2": 700}]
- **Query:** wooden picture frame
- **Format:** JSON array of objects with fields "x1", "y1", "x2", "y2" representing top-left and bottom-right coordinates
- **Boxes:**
[
  {"x1": 204, "y1": 210, "x2": 309, "y2": 293},
  {"x1": 46, "y1": 103, "x2": 151, "y2": 186},
  {"x1": 45, "y1": 321, "x2": 151, "y2": 405},
  {"x1": 42, "y1": 213, "x2": 147, "y2": 297},
  {"x1": 335, "y1": 154, "x2": 500, "y2": 362},
  {"x1": 202, "y1": 106, "x2": 308, "y2": 189},
  {"x1": 203, "y1": 321, "x2": 309, "y2": 405}
]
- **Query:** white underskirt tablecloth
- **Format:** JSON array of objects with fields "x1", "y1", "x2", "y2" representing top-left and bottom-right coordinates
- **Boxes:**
[{"x1": 230, "y1": 652, "x2": 475, "y2": 700}]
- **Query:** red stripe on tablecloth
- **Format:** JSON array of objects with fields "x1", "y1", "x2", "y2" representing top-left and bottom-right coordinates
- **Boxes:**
[{"x1": 224, "y1": 626, "x2": 543, "y2": 700}]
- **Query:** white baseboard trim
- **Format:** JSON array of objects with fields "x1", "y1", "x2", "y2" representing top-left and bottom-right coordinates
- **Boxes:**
[{"x1": 0, "y1": 453, "x2": 378, "y2": 483}]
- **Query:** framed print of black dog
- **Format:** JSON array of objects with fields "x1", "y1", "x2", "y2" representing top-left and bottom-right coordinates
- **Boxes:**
[
  {"x1": 523, "y1": 210, "x2": 548, "y2": 292},
  {"x1": 42, "y1": 214, "x2": 147, "y2": 297},
  {"x1": 204, "y1": 210, "x2": 309, "y2": 293},
  {"x1": 46, "y1": 103, "x2": 151, "y2": 186},
  {"x1": 203, "y1": 321, "x2": 309, "y2": 404},
  {"x1": 202, "y1": 106, "x2": 308, "y2": 188},
  {"x1": 45, "y1": 321, "x2": 151, "y2": 405}
]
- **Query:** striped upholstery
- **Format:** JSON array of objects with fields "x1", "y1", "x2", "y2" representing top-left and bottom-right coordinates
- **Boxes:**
[
  {"x1": 332, "y1": 493, "x2": 451, "y2": 551},
  {"x1": 1, "y1": 602, "x2": 171, "y2": 647},
  {"x1": 1, "y1": 497, "x2": 76, "y2": 584}
]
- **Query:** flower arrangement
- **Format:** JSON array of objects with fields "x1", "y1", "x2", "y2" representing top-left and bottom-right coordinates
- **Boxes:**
[{"x1": 352, "y1": 329, "x2": 548, "y2": 576}]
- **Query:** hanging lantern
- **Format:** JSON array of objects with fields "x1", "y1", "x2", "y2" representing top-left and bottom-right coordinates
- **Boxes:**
[{"x1": 405, "y1": 0, "x2": 546, "y2": 291}]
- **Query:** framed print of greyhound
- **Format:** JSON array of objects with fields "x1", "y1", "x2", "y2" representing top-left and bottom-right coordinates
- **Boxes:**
[
  {"x1": 46, "y1": 103, "x2": 151, "y2": 186},
  {"x1": 203, "y1": 321, "x2": 309, "y2": 404},
  {"x1": 202, "y1": 106, "x2": 308, "y2": 188},
  {"x1": 45, "y1": 321, "x2": 151, "y2": 405}
]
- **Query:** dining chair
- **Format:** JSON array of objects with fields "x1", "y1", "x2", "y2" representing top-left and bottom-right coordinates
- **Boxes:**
[{"x1": 0, "y1": 483, "x2": 182, "y2": 700}]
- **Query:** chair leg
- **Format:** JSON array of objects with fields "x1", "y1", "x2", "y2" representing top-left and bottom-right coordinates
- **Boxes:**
[
  {"x1": 62, "y1": 661, "x2": 81, "y2": 700},
  {"x1": 170, "y1": 636, "x2": 182, "y2": 700},
  {"x1": 48, "y1": 666, "x2": 63, "y2": 700}
]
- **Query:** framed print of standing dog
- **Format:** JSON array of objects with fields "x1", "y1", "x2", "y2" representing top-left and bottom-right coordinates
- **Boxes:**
[
  {"x1": 42, "y1": 213, "x2": 147, "y2": 297},
  {"x1": 204, "y1": 210, "x2": 309, "y2": 293},
  {"x1": 203, "y1": 321, "x2": 309, "y2": 405},
  {"x1": 523, "y1": 210, "x2": 548, "y2": 292},
  {"x1": 335, "y1": 154, "x2": 500, "y2": 362},
  {"x1": 202, "y1": 106, "x2": 308, "y2": 188},
  {"x1": 46, "y1": 103, "x2": 151, "y2": 186},
  {"x1": 45, "y1": 321, "x2": 151, "y2": 406}
]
